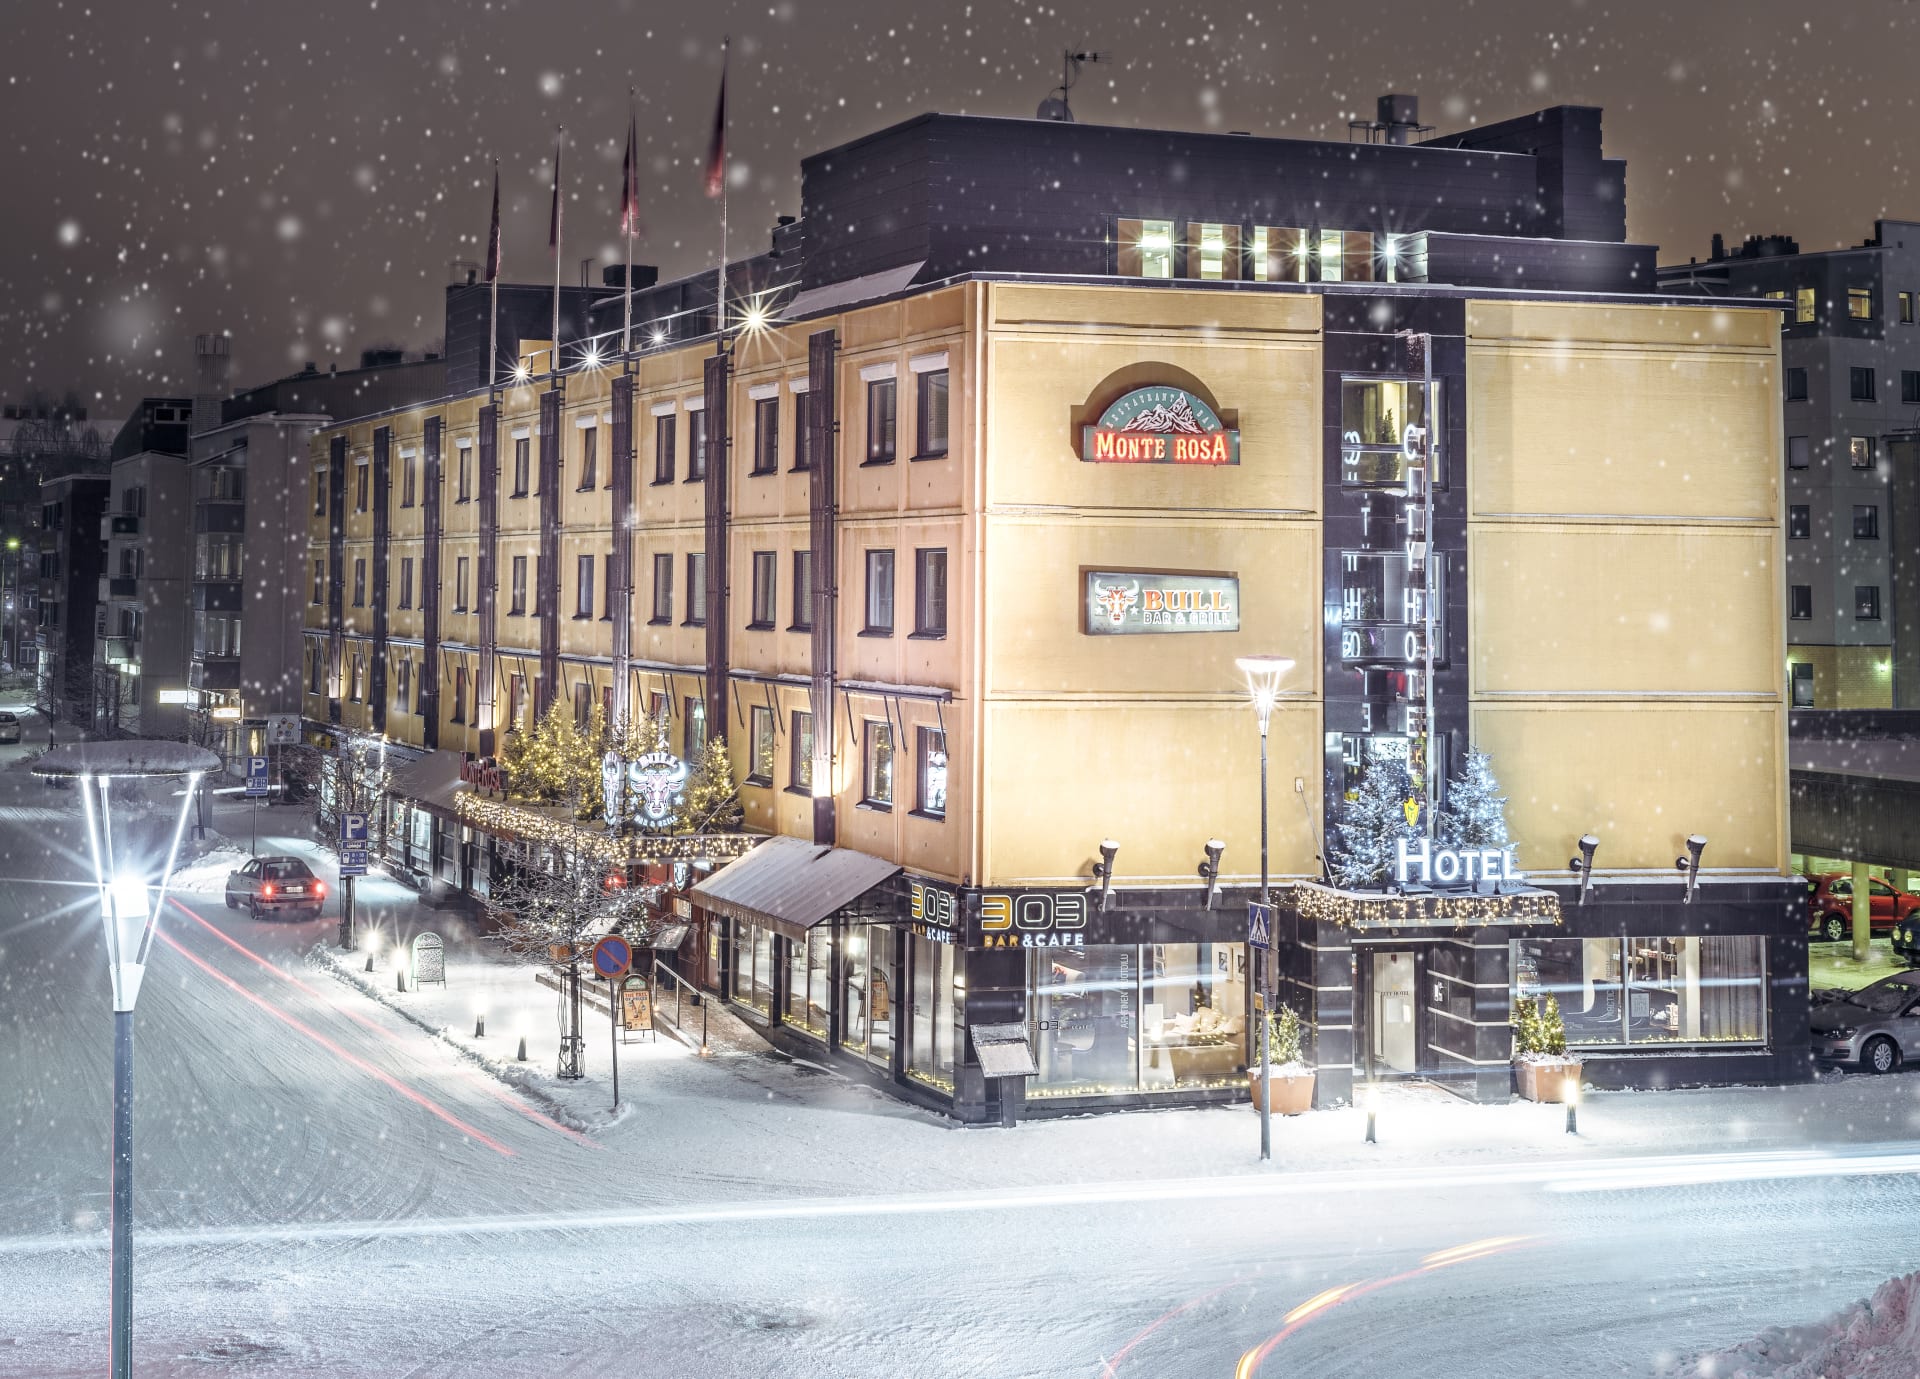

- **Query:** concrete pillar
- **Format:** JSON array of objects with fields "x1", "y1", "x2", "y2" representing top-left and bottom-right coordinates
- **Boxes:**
[
  {"x1": 1893, "y1": 869, "x2": 1912, "y2": 895},
  {"x1": 1853, "y1": 859, "x2": 1874, "y2": 963}
]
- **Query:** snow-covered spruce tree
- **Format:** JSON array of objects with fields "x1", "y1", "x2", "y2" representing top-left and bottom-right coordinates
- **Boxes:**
[
  {"x1": 1437, "y1": 748, "x2": 1511, "y2": 850},
  {"x1": 677, "y1": 739, "x2": 742, "y2": 835},
  {"x1": 500, "y1": 699, "x2": 604, "y2": 817},
  {"x1": 1330, "y1": 757, "x2": 1420, "y2": 890}
]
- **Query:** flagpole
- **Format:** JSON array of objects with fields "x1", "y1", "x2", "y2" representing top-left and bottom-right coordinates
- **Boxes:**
[
  {"x1": 487, "y1": 157, "x2": 500, "y2": 390},
  {"x1": 622, "y1": 89, "x2": 636, "y2": 356},
  {"x1": 715, "y1": 37, "x2": 729, "y2": 344},
  {"x1": 551, "y1": 124, "x2": 564, "y2": 375}
]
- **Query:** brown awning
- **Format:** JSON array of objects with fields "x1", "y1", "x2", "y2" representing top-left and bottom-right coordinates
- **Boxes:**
[{"x1": 690, "y1": 835, "x2": 901, "y2": 942}]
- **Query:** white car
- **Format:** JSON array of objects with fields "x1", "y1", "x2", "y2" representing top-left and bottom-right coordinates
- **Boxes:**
[{"x1": 0, "y1": 712, "x2": 23, "y2": 745}]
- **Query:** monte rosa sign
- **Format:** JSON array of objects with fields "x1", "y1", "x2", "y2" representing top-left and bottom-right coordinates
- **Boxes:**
[{"x1": 1082, "y1": 386, "x2": 1239, "y2": 465}]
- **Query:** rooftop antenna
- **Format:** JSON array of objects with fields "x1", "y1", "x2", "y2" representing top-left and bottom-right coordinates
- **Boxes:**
[{"x1": 1038, "y1": 49, "x2": 1105, "y2": 122}]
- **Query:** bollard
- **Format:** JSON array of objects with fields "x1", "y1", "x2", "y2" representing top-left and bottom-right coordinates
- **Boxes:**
[
  {"x1": 515, "y1": 1036, "x2": 528, "y2": 1062},
  {"x1": 475, "y1": 1015, "x2": 486, "y2": 1039},
  {"x1": 1564, "y1": 1076, "x2": 1581, "y2": 1135},
  {"x1": 396, "y1": 968, "x2": 407, "y2": 994},
  {"x1": 364, "y1": 951, "x2": 375, "y2": 974}
]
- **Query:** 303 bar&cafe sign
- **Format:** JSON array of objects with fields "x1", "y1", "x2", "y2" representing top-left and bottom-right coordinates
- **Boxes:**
[
  {"x1": 1081, "y1": 386, "x2": 1239, "y2": 465},
  {"x1": 1084, "y1": 570, "x2": 1240, "y2": 636}
]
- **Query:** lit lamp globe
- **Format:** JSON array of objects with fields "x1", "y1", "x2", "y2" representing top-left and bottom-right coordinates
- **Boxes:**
[{"x1": 32, "y1": 739, "x2": 220, "y2": 1379}]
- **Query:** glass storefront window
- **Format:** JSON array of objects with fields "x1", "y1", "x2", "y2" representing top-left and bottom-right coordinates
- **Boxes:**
[
  {"x1": 1511, "y1": 936, "x2": 1766, "y2": 1047},
  {"x1": 907, "y1": 934, "x2": 959, "y2": 1092},
  {"x1": 1339, "y1": 377, "x2": 1436, "y2": 488},
  {"x1": 782, "y1": 929, "x2": 831, "y2": 1039},
  {"x1": 841, "y1": 924, "x2": 893, "y2": 1066},
  {"x1": 1141, "y1": 942, "x2": 1248, "y2": 1091},
  {"x1": 730, "y1": 921, "x2": 773, "y2": 1016}
]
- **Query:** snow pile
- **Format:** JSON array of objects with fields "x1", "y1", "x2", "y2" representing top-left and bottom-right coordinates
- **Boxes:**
[
  {"x1": 1663, "y1": 1273, "x2": 1920, "y2": 1378},
  {"x1": 166, "y1": 840, "x2": 253, "y2": 894}
]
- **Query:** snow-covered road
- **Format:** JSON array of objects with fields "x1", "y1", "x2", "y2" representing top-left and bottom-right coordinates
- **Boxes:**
[{"x1": 3, "y1": 726, "x2": 1919, "y2": 1376}]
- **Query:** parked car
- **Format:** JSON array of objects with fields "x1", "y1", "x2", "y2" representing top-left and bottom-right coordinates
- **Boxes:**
[
  {"x1": 1893, "y1": 916, "x2": 1920, "y2": 968},
  {"x1": 1810, "y1": 971, "x2": 1920, "y2": 1073},
  {"x1": 1806, "y1": 872, "x2": 1920, "y2": 942},
  {"x1": 0, "y1": 711, "x2": 20, "y2": 744},
  {"x1": 224, "y1": 856, "x2": 326, "y2": 919}
]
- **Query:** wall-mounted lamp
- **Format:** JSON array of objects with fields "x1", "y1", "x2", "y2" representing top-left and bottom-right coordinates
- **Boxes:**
[
  {"x1": 1568, "y1": 834, "x2": 1600, "y2": 905},
  {"x1": 1677, "y1": 834, "x2": 1707, "y2": 904},
  {"x1": 1198, "y1": 839, "x2": 1226, "y2": 910},
  {"x1": 1090, "y1": 839, "x2": 1120, "y2": 912}
]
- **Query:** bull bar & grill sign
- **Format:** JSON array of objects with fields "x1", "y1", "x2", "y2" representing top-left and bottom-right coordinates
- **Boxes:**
[{"x1": 1084, "y1": 571, "x2": 1240, "y2": 635}]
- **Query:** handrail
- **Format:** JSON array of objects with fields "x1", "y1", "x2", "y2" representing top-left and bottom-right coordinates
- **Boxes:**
[{"x1": 652, "y1": 957, "x2": 710, "y2": 1057}]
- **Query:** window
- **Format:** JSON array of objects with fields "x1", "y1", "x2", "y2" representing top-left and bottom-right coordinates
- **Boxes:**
[
  {"x1": 1251, "y1": 226, "x2": 1307, "y2": 282},
  {"x1": 916, "y1": 369, "x2": 949, "y2": 457},
  {"x1": 1791, "y1": 661, "x2": 1815, "y2": 708},
  {"x1": 452, "y1": 666, "x2": 468, "y2": 722},
  {"x1": 914, "y1": 548, "x2": 947, "y2": 638},
  {"x1": 864, "y1": 549, "x2": 895, "y2": 634},
  {"x1": 1511, "y1": 935, "x2": 1766, "y2": 1049},
  {"x1": 354, "y1": 457, "x2": 369, "y2": 512},
  {"x1": 747, "y1": 705, "x2": 775, "y2": 785},
  {"x1": 686, "y1": 552, "x2": 707, "y2": 625},
  {"x1": 1851, "y1": 436, "x2": 1875, "y2": 470},
  {"x1": 866, "y1": 378, "x2": 897, "y2": 464},
  {"x1": 1787, "y1": 435, "x2": 1810, "y2": 470},
  {"x1": 395, "y1": 659, "x2": 411, "y2": 715},
  {"x1": 1789, "y1": 584, "x2": 1812, "y2": 620},
  {"x1": 311, "y1": 560, "x2": 325, "y2": 605},
  {"x1": 684, "y1": 696, "x2": 707, "y2": 758},
  {"x1": 401, "y1": 448, "x2": 417, "y2": 507},
  {"x1": 455, "y1": 556, "x2": 470, "y2": 612},
  {"x1": 650, "y1": 553, "x2": 673, "y2": 624},
  {"x1": 1785, "y1": 367, "x2": 1808, "y2": 401},
  {"x1": 686, "y1": 407, "x2": 707, "y2": 482},
  {"x1": 510, "y1": 556, "x2": 527, "y2": 615},
  {"x1": 397, "y1": 557, "x2": 414, "y2": 609},
  {"x1": 1857, "y1": 585, "x2": 1882, "y2": 620},
  {"x1": 511, "y1": 436, "x2": 530, "y2": 496},
  {"x1": 573, "y1": 680, "x2": 592, "y2": 730},
  {"x1": 308, "y1": 646, "x2": 324, "y2": 693},
  {"x1": 415, "y1": 661, "x2": 428, "y2": 715},
  {"x1": 352, "y1": 558, "x2": 367, "y2": 607},
  {"x1": 602, "y1": 554, "x2": 614, "y2": 620},
  {"x1": 791, "y1": 550, "x2": 813, "y2": 631},
  {"x1": 457, "y1": 443, "x2": 473, "y2": 501},
  {"x1": 1185, "y1": 221, "x2": 1241, "y2": 280},
  {"x1": 917, "y1": 726, "x2": 947, "y2": 818},
  {"x1": 1904, "y1": 371, "x2": 1920, "y2": 405},
  {"x1": 792, "y1": 390, "x2": 812, "y2": 471},
  {"x1": 752, "y1": 397, "x2": 779, "y2": 475},
  {"x1": 577, "y1": 426, "x2": 597, "y2": 490},
  {"x1": 1848, "y1": 287, "x2": 1874, "y2": 320},
  {"x1": 653, "y1": 414, "x2": 676, "y2": 484},
  {"x1": 1851, "y1": 367, "x2": 1877, "y2": 401},
  {"x1": 1902, "y1": 291, "x2": 1916, "y2": 324},
  {"x1": 906, "y1": 933, "x2": 960, "y2": 1090},
  {"x1": 574, "y1": 554, "x2": 594, "y2": 619},
  {"x1": 349, "y1": 654, "x2": 364, "y2": 703},
  {"x1": 1788, "y1": 505, "x2": 1811, "y2": 540},
  {"x1": 749, "y1": 550, "x2": 776, "y2": 629},
  {"x1": 1854, "y1": 504, "x2": 1880, "y2": 540},
  {"x1": 789, "y1": 710, "x2": 814, "y2": 793},
  {"x1": 1340, "y1": 377, "x2": 1434, "y2": 487},
  {"x1": 508, "y1": 674, "x2": 527, "y2": 731},
  {"x1": 862, "y1": 719, "x2": 894, "y2": 807},
  {"x1": 1117, "y1": 217, "x2": 1175, "y2": 278},
  {"x1": 313, "y1": 468, "x2": 327, "y2": 516},
  {"x1": 1795, "y1": 287, "x2": 1816, "y2": 324}
]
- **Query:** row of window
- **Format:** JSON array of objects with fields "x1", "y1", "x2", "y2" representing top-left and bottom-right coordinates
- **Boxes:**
[
  {"x1": 1786, "y1": 435, "x2": 1878, "y2": 470},
  {"x1": 1116, "y1": 219, "x2": 1403, "y2": 283},
  {"x1": 317, "y1": 367, "x2": 952, "y2": 516},
  {"x1": 1788, "y1": 503, "x2": 1882, "y2": 540},
  {"x1": 1788, "y1": 584, "x2": 1880, "y2": 621},
  {"x1": 1786, "y1": 365, "x2": 1920, "y2": 404},
  {"x1": 1766, "y1": 286, "x2": 1914, "y2": 326}
]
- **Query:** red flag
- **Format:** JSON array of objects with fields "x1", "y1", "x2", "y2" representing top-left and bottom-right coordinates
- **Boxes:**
[
  {"x1": 620, "y1": 113, "x2": 639, "y2": 236},
  {"x1": 704, "y1": 39, "x2": 729, "y2": 199},
  {"x1": 548, "y1": 130, "x2": 564, "y2": 249},
  {"x1": 484, "y1": 163, "x2": 501, "y2": 282}
]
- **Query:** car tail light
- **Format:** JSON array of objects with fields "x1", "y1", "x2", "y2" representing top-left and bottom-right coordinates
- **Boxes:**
[
  {"x1": 262, "y1": 883, "x2": 274, "y2": 898},
  {"x1": 315, "y1": 882, "x2": 327, "y2": 898}
]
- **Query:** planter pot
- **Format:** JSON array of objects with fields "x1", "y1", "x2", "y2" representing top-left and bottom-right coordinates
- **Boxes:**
[
  {"x1": 1248, "y1": 1068, "x2": 1316, "y2": 1115},
  {"x1": 1513, "y1": 1059, "x2": 1583, "y2": 1103}
]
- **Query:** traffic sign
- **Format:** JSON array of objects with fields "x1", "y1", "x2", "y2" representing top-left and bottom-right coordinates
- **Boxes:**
[
  {"x1": 244, "y1": 755, "x2": 269, "y2": 798},
  {"x1": 339, "y1": 847, "x2": 369, "y2": 877},
  {"x1": 1247, "y1": 901, "x2": 1273, "y2": 950},
  {"x1": 265, "y1": 713, "x2": 300, "y2": 746},
  {"x1": 592, "y1": 934, "x2": 633, "y2": 981},
  {"x1": 340, "y1": 812, "x2": 368, "y2": 844}
]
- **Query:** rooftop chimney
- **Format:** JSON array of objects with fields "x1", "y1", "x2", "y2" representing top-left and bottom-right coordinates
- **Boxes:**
[
  {"x1": 1710, "y1": 232, "x2": 1727, "y2": 261},
  {"x1": 1349, "y1": 95, "x2": 1434, "y2": 145},
  {"x1": 192, "y1": 333, "x2": 231, "y2": 435}
]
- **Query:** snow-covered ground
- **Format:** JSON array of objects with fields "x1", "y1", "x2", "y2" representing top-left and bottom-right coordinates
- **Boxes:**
[{"x1": 1662, "y1": 1273, "x2": 1920, "y2": 1379}]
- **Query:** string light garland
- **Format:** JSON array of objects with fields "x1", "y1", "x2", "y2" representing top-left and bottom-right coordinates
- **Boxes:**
[
  {"x1": 455, "y1": 792, "x2": 760, "y2": 866},
  {"x1": 1289, "y1": 881, "x2": 1563, "y2": 930}
]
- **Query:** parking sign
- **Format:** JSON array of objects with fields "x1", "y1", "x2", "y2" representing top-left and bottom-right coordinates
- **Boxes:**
[
  {"x1": 244, "y1": 756, "x2": 269, "y2": 799},
  {"x1": 340, "y1": 812, "x2": 368, "y2": 844}
]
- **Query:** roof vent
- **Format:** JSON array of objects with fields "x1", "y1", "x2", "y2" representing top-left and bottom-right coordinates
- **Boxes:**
[{"x1": 1349, "y1": 94, "x2": 1434, "y2": 145}]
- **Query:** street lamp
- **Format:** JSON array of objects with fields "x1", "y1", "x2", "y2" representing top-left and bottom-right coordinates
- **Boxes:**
[
  {"x1": 1236, "y1": 654, "x2": 1294, "y2": 1163},
  {"x1": 32, "y1": 740, "x2": 218, "y2": 1379}
]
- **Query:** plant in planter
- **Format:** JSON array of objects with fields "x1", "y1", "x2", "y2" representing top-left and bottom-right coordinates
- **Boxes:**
[
  {"x1": 1511, "y1": 994, "x2": 1583, "y2": 1103},
  {"x1": 1248, "y1": 1005, "x2": 1316, "y2": 1115}
]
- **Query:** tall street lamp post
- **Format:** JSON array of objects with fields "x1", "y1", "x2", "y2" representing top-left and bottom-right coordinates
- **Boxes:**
[
  {"x1": 33, "y1": 741, "x2": 218, "y2": 1379},
  {"x1": 1236, "y1": 655, "x2": 1293, "y2": 1163}
]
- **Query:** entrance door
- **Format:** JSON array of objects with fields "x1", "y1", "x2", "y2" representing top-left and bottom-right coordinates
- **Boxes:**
[{"x1": 1369, "y1": 950, "x2": 1419, "y2": 1077}]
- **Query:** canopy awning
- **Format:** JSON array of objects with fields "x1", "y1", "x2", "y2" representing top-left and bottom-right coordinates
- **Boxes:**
[
  {"x1": 690, "y1": 835, "x2": 901, "y2": 942},
  {"x1": 388, "y1": 749, "x2": 468, "y2": 817}
]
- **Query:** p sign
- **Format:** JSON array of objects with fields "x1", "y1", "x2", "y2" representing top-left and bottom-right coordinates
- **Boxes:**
[
  {"x1": 592, "y1": 934, "x2": 632, "y2": 982},
  {"x1": 340, "y1": 812, "x2": 369, "y2": 845},
  {"x1": 244, "y1": 756, "x2": 269, "y2": 799}
]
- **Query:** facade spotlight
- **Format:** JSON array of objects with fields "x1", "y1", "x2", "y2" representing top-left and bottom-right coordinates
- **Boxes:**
[
  {"x1": 1568, "y1": 834, "x2": 1600, "y2": 905},
  {"x1": 1090, "y1": 839, "x2": 1120, "y2": 912},
  {"x1": 1198, "y1": 839, "x2": 1226, "y2": 909},
  {"x1": 1677, "y1": 834, "x2": 1707, "y2": 904}
]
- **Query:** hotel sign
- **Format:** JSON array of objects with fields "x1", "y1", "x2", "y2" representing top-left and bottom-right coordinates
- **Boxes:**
[
  {"x1": 1084, "y1": 571, "x2": 1240, "y2": 635},
  {"x1": 1082, "y1": 386, "x2": 1239, "y2": 465}
]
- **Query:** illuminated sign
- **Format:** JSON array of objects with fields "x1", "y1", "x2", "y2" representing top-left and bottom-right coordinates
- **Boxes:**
[
  {"x1": 1393, "y1": 836, "x2": 1524, "y2": 888},
  {"x1": 157, "y1": 688, "x2": 195, "y2": 706},
  {"x1": 1081, "y1": 387, "x2": 1239, "y2": 466},
  {"x1": 1084, "y1": 571, "x2": 1239, "y2": 636},
  {"x1": 973, "y1": 891, "x2": 1087, "y2": 949},
  {"x1": 600, "y1": 748, "x2": 690, "y2": 831},
  {"x1": 209, "y1": 706, "x2": 242, "y2": 721},
  {"x1": 460, "y1": 754, "x2": 506, "y2": 795},
  {"x1": 908, "y1": 878, "x2": 960, "y2": 944}
]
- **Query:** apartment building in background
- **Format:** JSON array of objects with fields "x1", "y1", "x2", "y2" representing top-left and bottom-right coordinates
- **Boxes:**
[{"x1": 95, "y1": 397, "x2": 193, "y2": 736}]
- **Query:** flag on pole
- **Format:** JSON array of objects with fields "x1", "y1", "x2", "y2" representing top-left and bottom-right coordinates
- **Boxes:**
[
  {"x1": 620, "y1": 112, "x2": 640, "y2": 236},
  {"x1": 549, "y1": 133, "x2": 564, "y2": 248},
  {"x1": 484, "y1": 162, "x2": 501, "y2": 282},
  {"x1": 704, "y1": 38, "x2": 729, "y2": 199}
]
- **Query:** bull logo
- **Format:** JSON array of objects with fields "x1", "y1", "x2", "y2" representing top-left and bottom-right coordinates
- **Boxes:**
[
  {"x1": 627, "y1": 751, "x2": 689, "y2": 828},
  {"x1": 1094, "y1": 580, "x2": 1139, "y2": 626}
]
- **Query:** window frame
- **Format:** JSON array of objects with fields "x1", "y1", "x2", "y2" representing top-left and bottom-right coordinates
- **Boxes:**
[
  {"x1": 790, "y1": 550, "x2": 813, "y2": 632},
  {"x1": 752, "y1": 396, "x2": 780, "y2": 476},
  {"x1": 1794, "y1": 287, "x2": 1816, "y2": 324},
  {"x1": 352, "y1": 558, "x2": 367, "y2": 608},
  {"x1": 685, "y1": 552, "x2": 707, "y2": 627},
  {"x1": 1787, "y1": 435, "x2": 1811, "y2": 470},
  {"x1": 1785, "y1": 367, "x2": 1808, "y2": 401},
  {"x1": 457, "y1": 443, "x2": 473, "y2": 502},
  {"x1": 511, "y1": 436, "x2": 531, "y2": 497},
  {"x1": 791, "y1": 389, "x2": 812, "y2": 472},
  {"x1": 1848, "y1": 286, "x2": 1875, "y2": 321},
  {"x1": 748, "y1": 550, "x2": 776, "y2": 630},
  {"x1": 1856, "y1": 585, "x2": 1882, "y2": 621},
  {"x1": 1850, "y1": 436, "x2": 1875, "y2": 471},
  {"x1": 863, "y1": 548, "x2": 896, "y2": 636},
  {"x1": 912, "y1": 547, "x2": 948, "y2": 639},
  {"x1": 915, "y1": 725, "x2": 948, "y2": 820},
  {"x1": 455, "y1": 556, "x2": 471, "y2": 613},
  {"x1": 1853, "y1": 504, "x2": 1881, "y2": 541},
  {"x1": 1789, "y1": 584, "x2": 1813, "y2": 620},
  {"x1": 864, "y1": 378, "x2": 898, "y2": 466},
  {"x1": 685, "y1": 407, "x2": 708, "y2": 483},
  {"x1": 354, "y1": 457, "x2": 369, "y2": 512},
  {"x1": 1116, "y1": 217, "x2": 1176, "y2": 279},
  {"x1": 397, "y1": 556, "x2": 414, "y2": 609},
  {"x1": 574, "y1": 553, "x2": 595, "y2": 619},
  {"x1": 510, "y1": 555, "x2": 528, "y2": 616},
  {"x1": 400, "y1": 448, "x2": 417, "y2": 508},
  {"x1": 915, "y1": 369, "x2": 950, "y2": 459},
  {"x1": 1788, "y1": 504, "x2": 1811, "y2": 541},
  {"x1": 577, "y1": 425, "x2": 598, "y2": 491},
  {"x1": 1901, "y1": 291, "x2": 1916, "y2": 325},
  {"x1": 653, "y1": 413, "x2": 676, "y2": 485},
  {"x1": 1851, "y1": 366, "x2": 1877, "y2": 402},
  {"x1": 787, "y1": 710, "x2": 815, "y2": 796},
  {"x1": 650, "y1": 552, "x2": 673, "y2": 625},
  {"x1": 746, "y1": 704, "x2": 776, "y2": 786},
  {"x1": 861, "y1": 718, "x2": 895, "y2": 809}
]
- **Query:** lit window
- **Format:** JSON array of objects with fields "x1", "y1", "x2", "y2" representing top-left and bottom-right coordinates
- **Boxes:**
[
  {"x1": 917, "y1": 726, "x2": 947, "y2": 817},
  {"x1": 1251, "y1": 227, "x2": 1307, "y2": 282},
  {"x1": 1857, "y1": 585, "x2": 1882, "y2": 620},
  {"x1": 1795, "y1": 287, "x2": 1816, "y2": 324},
  {"x1": 1118, "y1": 218, "x2": 1176, "y2": 279},
  {"x1": 863, "y1": 720, "x2": 894, "y2": 807},
  {"x1": 789, "y1": 710, "x2": 814, "y2": 793},
  {"x1": 1848, "y1": 287, "x2": 1874, "y2": 320},
  {"x1": 1185, "y1": 222, "x2": 1240, "y2": 280},
  {"x1": 747, "y1": 705, "x2": 775, "y2": 786},
  {"x1": 864, "y1": 549, "x2": 895, "y2": 635},
  {"x1": 1850, "y1": 436, "x2": 1875, "y2": 470},
  {"x1": 1902, "y1": 291, "x2": 1916, "y2": 325},
  {"x1": 1791, "y1": 661, "x2": 1814, "y2": 707}
]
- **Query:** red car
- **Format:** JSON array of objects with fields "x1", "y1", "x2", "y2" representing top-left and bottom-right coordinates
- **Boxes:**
[{"x1": 1807, "y1": 872, "x2": 1920, "y2": 942}]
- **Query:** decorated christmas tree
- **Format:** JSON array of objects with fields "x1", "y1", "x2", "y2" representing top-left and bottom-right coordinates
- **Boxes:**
[
  {"x1": 500, "y1": 699, "x2": 606, "y2": 818},
  {"x1": 677, "y1": 738, "x2": 743, "y2": 835},
  {"x1": 1438, "y1": 748, "x2": 1510, "y2": 850},
  {"x1": 1330, "y1": 756, "x2": 1420, "y2": 890}
]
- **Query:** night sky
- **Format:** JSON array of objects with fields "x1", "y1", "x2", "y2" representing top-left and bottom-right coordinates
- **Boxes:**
[{"x1": 6, "y1": 0, "x2": 1918, "y2": 415}]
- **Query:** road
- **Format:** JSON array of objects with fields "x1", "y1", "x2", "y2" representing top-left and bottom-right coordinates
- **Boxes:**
[{"x1": 0, "y1": 710, "x2": 1915, "y2": 1377}]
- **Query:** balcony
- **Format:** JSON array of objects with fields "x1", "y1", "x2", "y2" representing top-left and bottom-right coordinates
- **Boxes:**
[
  {"x1": 107, "y1": 576, "x2": 138, "y2": 598},
  {"x1": 192, "y1": 503, "x2": 244, "y2": 535},
  {"x1": 103, "y1": 636, "x2": 134, "y2": 666},
  {"x1": 189, "y1": 656, "x2": 241, "y2": 691},
  {"x1": 101, "y1": 514, "x2": 139, "y2": 538},
  {"x1": 193, "y1": 581, "x2": 242, "y2": 612}
]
